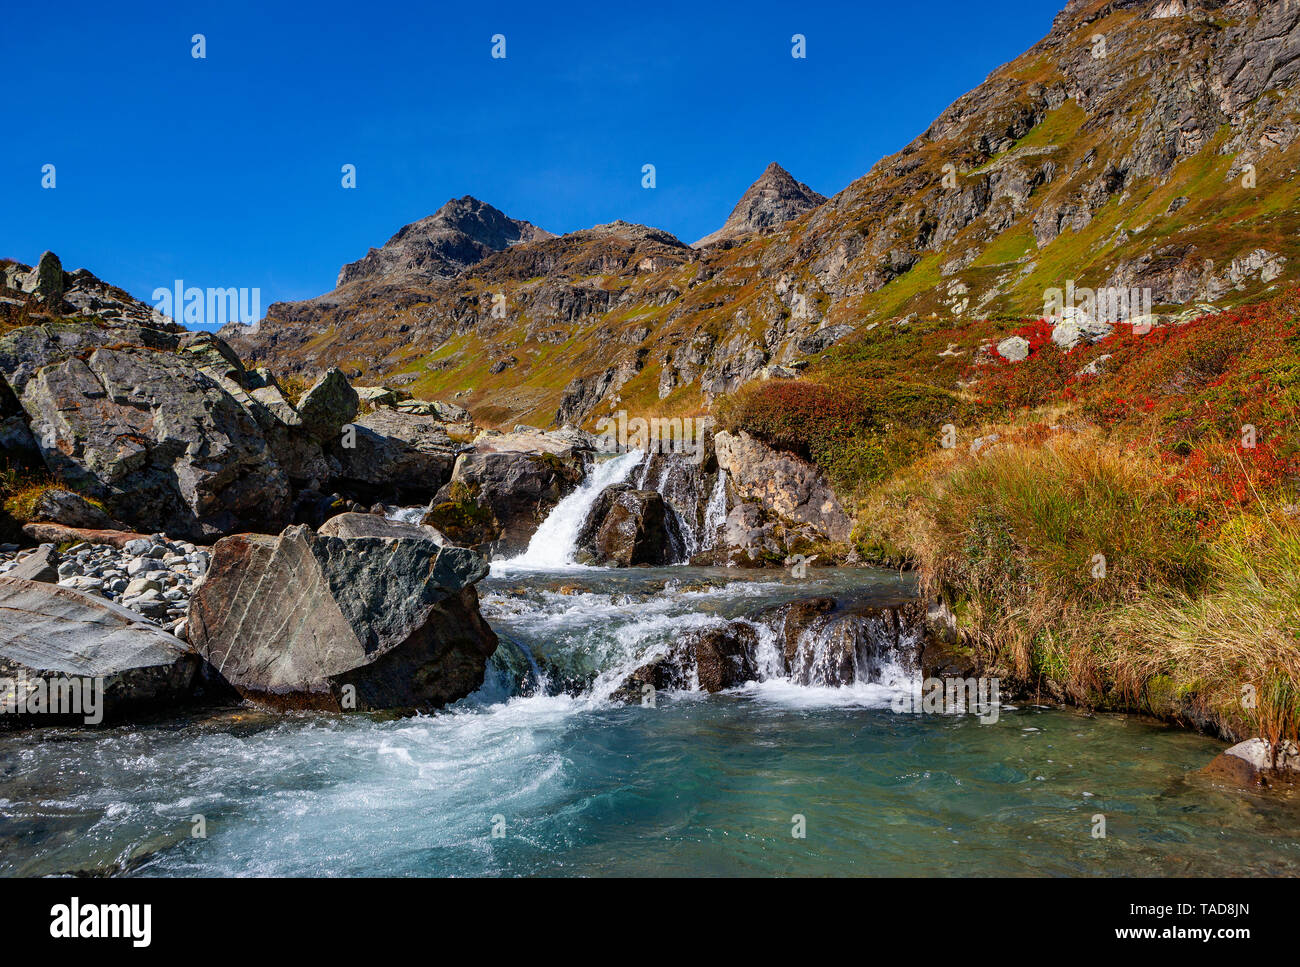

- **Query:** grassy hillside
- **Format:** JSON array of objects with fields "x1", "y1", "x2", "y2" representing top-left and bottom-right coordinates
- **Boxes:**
[{"x1": 720, "y1": 288, "x2": 1300, "y2": 743}]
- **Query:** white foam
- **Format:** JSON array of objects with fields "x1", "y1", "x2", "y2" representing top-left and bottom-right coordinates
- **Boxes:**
[{"x1": 494, "y1": 450, "x2": 646, "y2": 571}]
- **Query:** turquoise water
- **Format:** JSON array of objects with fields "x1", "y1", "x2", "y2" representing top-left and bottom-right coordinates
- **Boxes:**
[{"x1": 1, "y1": 567, "x2": 1297, "y2": 877}]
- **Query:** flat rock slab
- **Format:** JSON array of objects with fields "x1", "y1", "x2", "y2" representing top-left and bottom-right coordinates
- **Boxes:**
[
  {"x1": 22, "y1": 522, "x2": 158, "y2": 549},
  {"x1": 0, "y1": 577, "x2": 199, "y2": 726},
  {"x1": 317, "y1": 511, "x2": 446, "y2": 544}
]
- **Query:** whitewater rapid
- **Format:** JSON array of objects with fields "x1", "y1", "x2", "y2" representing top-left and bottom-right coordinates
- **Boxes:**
[{"x1": 494, "y1": 449, "x2": 646, "y2": 571}]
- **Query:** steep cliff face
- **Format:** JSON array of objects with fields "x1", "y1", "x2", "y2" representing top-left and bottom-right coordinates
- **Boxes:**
[{"x1": 227, "y1": 0, "x2": 1300, "y2": 430}]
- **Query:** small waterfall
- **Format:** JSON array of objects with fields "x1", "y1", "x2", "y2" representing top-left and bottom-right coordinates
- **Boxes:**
[
  {"x1": 499, "y1": 449, "x2": 646, "y2": 568},
  {"x1": 636, "y1": 450, "x2": 653, "y2": 489},
  {"x1": 387, "y1": 506, "x2": 428, "y2": 525},
  {"x1": 599, "y1": 597, "x2": 925, "y2": 700},
  {"x1": 701, "y1": 470, "x2": 727, "y2": 551}
]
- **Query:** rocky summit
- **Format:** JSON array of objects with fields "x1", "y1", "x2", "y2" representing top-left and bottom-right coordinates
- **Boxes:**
[
  {"x1": 336, "y1": 195, "x2": 553, "y2": 288},
  {"x1": 693, "y1": 162, "x2": 828, "y2": 248}
]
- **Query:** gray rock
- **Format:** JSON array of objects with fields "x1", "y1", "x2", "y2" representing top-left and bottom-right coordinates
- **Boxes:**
[
  {"x1": 713, "y1": 430, "x2": 851, "y2": 542},
  {"x1": 9, "y1": 544, "x2": 58, "y2": 584},
  {"x1": 995, "y1": 336, "x2": 1031, "y2": 362},
  {"x1": 429, "y1": 399, "x2": 471, "y2": 423},
  {"x1": 297, "y1": 367, "x2": 360, "y2": 441},
  {"x1": 0, "y1": 577, "x2": 200, "y2": 726},
  {"x1": 318, "y1": 511, "x2": 447, "y2": 545},
  {"x1": 187, "y1": 524, "x2": 496, "y2": 712},
  {"x1": 30, "y1": 251, "x2": 65, "y2": 305},
  {"x1": 20, "y1": 346, "x2": 290, "y2": 539},
  {"x1": 124, "y1": 577, "x2": 161, "y2": 596},
  {"x1": 29, "y1": 488, "x2": 119, "y2": 530},
  {"x1": 1050, "y1": 311, "x2": 1113, "y2": 350},
  {"x1": 333, "y1": 409, "x2": 459, "y2": 500}
]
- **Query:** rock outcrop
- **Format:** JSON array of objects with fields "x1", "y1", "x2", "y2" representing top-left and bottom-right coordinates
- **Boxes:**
[
  {"x1": 333, "y1": 408, "x2": 461, "y2": 501},
  {"x1": 582, "y1": 488, "x2": 685, "y2": 567},
  {"x1": 427, "y1": 428, "x2": 591, "y2": 554},
  {"x1": 713, "y1": 430, "x2": 852, "y2": 541},
  {"x1": 187, "y1": 523, "x2": 497, "y2": 712},
  {"x1": 0, "y1": 577, "x2": 202, "y2": 726},
  {"x1": 19, "y1": 346, "x2": 291, "y2": 540}
]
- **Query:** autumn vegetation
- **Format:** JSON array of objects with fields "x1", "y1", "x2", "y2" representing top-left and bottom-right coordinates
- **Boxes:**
[{"x1": 720, "y1": 288, "x2": 1300, "y2": 743}]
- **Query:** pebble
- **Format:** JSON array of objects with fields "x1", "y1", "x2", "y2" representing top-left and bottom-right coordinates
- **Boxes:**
[{"x1": 0, "y1": 535, "x2": 209, "y2": 631}]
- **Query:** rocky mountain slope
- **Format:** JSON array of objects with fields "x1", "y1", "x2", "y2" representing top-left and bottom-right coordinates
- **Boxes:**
[
  {"x1": 692, "y1": 162, "x2": 827, "y2": 248},
  {"x1": 224, "y1": 0, "x2": 1300, "y2": 431}
]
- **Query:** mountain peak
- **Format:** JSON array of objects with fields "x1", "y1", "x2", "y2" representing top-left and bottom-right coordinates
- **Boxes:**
[
  {"x1": 693, "y1": 163, "x2": 827, "y2": 248},
  {"x1": 336, "y1": 197, "x2": 553, "y2": 287}
]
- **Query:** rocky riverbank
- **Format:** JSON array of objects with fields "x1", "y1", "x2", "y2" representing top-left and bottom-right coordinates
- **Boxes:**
[{"x1": 0, "y1": 536, "x2": 207, "y2": 636}]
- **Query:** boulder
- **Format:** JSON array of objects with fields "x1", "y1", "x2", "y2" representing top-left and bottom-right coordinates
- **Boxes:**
[
  {"x1": 705, "y1": 501, "x2": 785, "y2": 567},
  {"x1": 686, "y1": 623, "x2": 760, "y2": 692},
  {"x1": 29, "y1": 251, "x2": 65, "y2": 305},
  {"x1": 574, "y1": 483, "x2": 632, "y2": 553},
  {"x1": 7, "y1": 544, "x2": 58, "y2": 583},
  {"x1": 0, "y1": 577, "x2": 201, "y2": 726},
  {"x1": 29, "y1": 488, "x2": 120, "y2": 530},
  {"x1": 247, "y1": 371, "x2": 303, "y2": 425},
  {"x1": 612, "y1": 621, "x2": 760, "y2": 701},
  {"x1": 20, "y1": 346, "x2": 290, "y2": 539},
  {"x1": 1201, "y1": 738, "x2": 1300, "y2": 788},
  {"x1": 589, "y1": 489, "x2": 684, "y2": 567},
  {"x1": 317, "y1": 511, "x2": 446, "y2": 545},
  {"x1": 297, "y1": 368, "x2": 359, "y2": 440},
  {"x1": 332, "y1": 409, "x2": 460, "y2": 501},
  {"x1": 429, "y1": 399, "x2": 471, "y2": 423},
  {"x1": 21, "y1": 522, "x2": 157, "y2": 549},
  {"x1": 433, "y1": 445, "x2": 586, "y2": 554},
  {"x1": 713, "y1": 430, "x2": 851, "y2": 542},
  {"x1": 177, "y1": 331, "x2": 245, "y2": 382},
  {"x1": 471, "y1": 426, "x2": 592, "y2": 461},
  {"x1": 355, "y1": 385, "x2": 402, "y2": 408},
  {"x1": 187, "y1": 524, "x2": 497, "y2": 712},
  {"x1": 995, "y1": 336, "x2": 1031, "y2": 362},
  {"x1": 1050, "y1": 309, "x2": 1114, "y2": 351}
]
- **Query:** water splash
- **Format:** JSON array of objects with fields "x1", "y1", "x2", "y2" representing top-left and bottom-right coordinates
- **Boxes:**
[
  {"x1": 495, "y1": 449, "x2": 646, "y2": 570},
  {"x1": 702, "y1": 470, "x2": 727, "y2": 551}
]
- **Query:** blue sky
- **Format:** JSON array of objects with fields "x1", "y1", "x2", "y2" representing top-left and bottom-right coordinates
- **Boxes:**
[{"x1": 1, "y1": 0, "x2": 1063, "y2": 316}]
